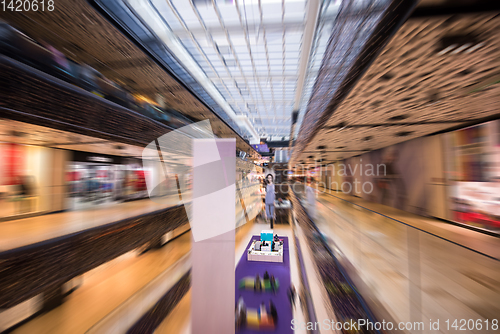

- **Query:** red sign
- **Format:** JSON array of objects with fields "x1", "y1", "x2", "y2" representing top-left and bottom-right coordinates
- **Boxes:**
[{"x1": 4, "y1": 143, "x2": 24, "y2": 185}]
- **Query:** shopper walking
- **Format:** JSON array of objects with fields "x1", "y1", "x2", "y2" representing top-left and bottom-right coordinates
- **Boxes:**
[{"x1": 265, "y1": 174, "x2": 276, "y2": 228}]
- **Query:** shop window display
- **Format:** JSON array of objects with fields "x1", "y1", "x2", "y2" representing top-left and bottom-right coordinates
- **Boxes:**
[
  {"x1": 0, "y1": 143, "x2": 45, "y2": 218},
  {"x1": 446, "y1": 120, "x2": 500, "y2": 231},
  {"x1": 65, "y1": 151, "x2": 154, "y2": 211}
]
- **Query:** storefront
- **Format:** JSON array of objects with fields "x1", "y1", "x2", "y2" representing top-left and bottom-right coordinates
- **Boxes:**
[
  {"x1": 445, "y1": 119, "x2": 500, "y2": 230},
  {"x1": 0, "y1": 142, "x2": 67, "y2": 219},
  {"x1": 66, "y1": 151, "x2": 154, "y2": 210}
]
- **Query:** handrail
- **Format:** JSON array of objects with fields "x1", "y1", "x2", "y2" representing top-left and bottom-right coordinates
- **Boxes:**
[
  {"x1": 293, "y1": 233, "x2": 319, "y2": 334},
  {"x1": 0, "y1": 203, "x2": 186, "y2": 256},
  {"x1": 0, "y1": 204, "x2": 189, "y2": 309},
  {"x1": 0, "y1": 55, "x2": 173, "y2": 132},
  {"x1": 0, "y1": 57, "x2": 174, "y2": 149},
  {"x1": 313, "y1": 186, "x2": 500, "y2": 261},
  {"x1": 291, "y1": 190, "x2": 382, "y2": 334}
]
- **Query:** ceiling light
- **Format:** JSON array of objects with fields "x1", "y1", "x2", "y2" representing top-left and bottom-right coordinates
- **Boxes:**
[
  {"x1": 193, "y1": 0, "x2": 213, "y2": 7},
  {"x1": 438, "y1": 44, "x2": 457, "y2": 56},
  {"x1": 451, "y1": 43, "x2": 471, "y2": 54},
  {"x1": 336, "y1": 122, "x2": 347, "y2": 131},
  {"x1": 465, "y1": 43, "x2": 484, "y2": 53},
  {"x1": 438, "y1": 33, "x2": 482, "y2": 56}
]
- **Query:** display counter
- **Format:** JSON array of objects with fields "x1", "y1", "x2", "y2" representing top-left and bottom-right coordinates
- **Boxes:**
[{"x1": 247, "y1": 239, "x2": 283, "y2": 263}]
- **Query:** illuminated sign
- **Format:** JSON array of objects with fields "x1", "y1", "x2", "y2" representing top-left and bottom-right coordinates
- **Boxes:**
[{"x1": 88, "y1": 156, "x2": 113, "y2": 163}]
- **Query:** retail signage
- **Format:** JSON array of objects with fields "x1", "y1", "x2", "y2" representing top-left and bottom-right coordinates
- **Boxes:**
[
  {"x1": 71, "y1": 150, "x2": 122, "y2": 164},
  {"x1": 252, "y1": 144, "x2": 269, "y2": 153},
  {"x1": 88, "y1": 156, "x2": 113, "y2": 163}
]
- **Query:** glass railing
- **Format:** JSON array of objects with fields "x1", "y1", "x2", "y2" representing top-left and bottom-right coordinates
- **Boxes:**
[
  {"x1": 296, "y1": 186, "x2": 500, "y2": 333},
  {"x1": 235, "y1": 182, "x2": 262, "y2": 228}
]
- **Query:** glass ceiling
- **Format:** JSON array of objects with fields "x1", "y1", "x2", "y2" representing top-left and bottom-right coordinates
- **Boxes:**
[
  {"x1": 144, "y1": 0, "x2": 342, "y2": 140},
  {"x1": 150, "y1": 0, "x2": 340, "y2": 140},
  {"x1": 115, "y1": 0, "x2": 342, "y2": 141}
]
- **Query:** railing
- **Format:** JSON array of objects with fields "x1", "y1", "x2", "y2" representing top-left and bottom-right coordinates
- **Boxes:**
[
  {"x1": 0, "y1": 55, "x2": 174, "y2": 147},
  {"x1": 293, "y1": 232, "x2": 320, "y2": 334},
  {"x1": 0, "y1": 204, "x2": 189, "y2": 309},
  {"x1": 292, "y1": 189, "x2": 381, "y2": 334},
  {"x1": 310, "y1": 188, "x2": 500, "y2": 333}
]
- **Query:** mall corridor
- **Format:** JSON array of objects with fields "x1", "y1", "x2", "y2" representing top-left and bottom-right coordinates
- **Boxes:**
[{"x1": 1, "y1": 0, "x2": 500, "y2": 333}]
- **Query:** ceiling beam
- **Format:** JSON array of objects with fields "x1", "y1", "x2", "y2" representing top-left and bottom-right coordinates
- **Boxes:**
[
  {"x1": 256, "y1": 125, "x2": 292, "y2": 128},
  {"x1": 171, "y1": 21, "x2": 305, "y2": 38},
  {"x1": 293, "y1": 0, "x2": 321, "y2": 112},
  {"x1": 247, "y1": 115, "x2": 291, "y2": 119},
  {"x1": 210, "y1": 75, "x2": 302, "y2": 81},
  {"x1": 229, "y1": 100, "x2": 294, "y2": 104}
]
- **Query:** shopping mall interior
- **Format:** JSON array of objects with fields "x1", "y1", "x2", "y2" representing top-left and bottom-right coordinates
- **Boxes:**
[{"x1": 0, "y1": 0, "x2": 499, "y2": 333}]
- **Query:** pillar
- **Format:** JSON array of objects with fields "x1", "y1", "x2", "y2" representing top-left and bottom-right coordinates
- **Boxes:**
[{"x1": 191, "y1": 138, "x2": 235, "y2": 334}]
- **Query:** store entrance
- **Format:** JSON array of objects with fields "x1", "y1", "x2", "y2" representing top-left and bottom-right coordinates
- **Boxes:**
[
  {"x1": 67, "y1": 162, "x2": 119, "y2": 210},
  {"x1": 66, "y1": 151, "x2": 148, "y2": 211}
]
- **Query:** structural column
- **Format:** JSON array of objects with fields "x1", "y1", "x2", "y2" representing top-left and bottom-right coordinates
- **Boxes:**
[{"x1": 191, "y1": 138, "x2": 236, "y2": 334}]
